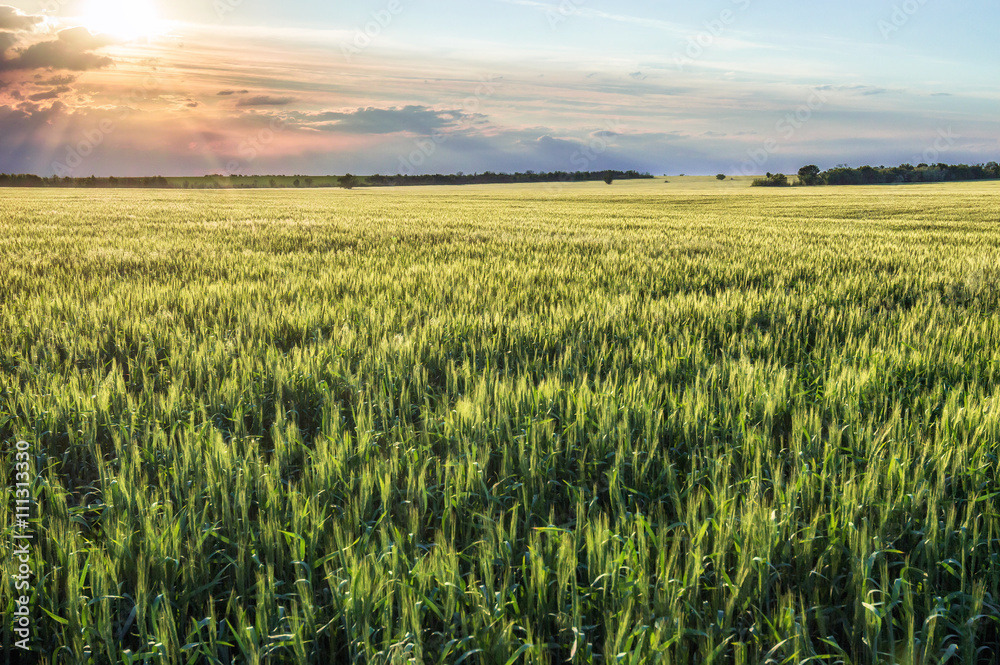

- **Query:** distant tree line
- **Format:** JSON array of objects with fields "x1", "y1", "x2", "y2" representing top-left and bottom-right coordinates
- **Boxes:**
[
  {"x1": 0, "y1": 170, "x2": 653, "y2": 189},
  {"x1": 366, "y1": 170, "x2": 652, "y2": 186},
  {"x1": 795, "y1": 162, "x2": 1000, "y2": 186},
  {"x1": 0, "y1": 174, "x2": 171, "y2": 188}
]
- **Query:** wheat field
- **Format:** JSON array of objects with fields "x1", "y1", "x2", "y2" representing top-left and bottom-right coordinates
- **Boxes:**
[{"x1": 2, "y1": 180, "x2": 999, "y2": 664}]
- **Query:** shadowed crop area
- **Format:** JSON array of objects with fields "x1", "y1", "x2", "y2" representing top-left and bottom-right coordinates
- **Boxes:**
[{"x1": 1, "y1": 180, "x2": 1000, "y2": 664}]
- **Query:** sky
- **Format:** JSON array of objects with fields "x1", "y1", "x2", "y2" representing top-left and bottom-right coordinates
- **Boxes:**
[{"x1": 0, "y1": 0, "x2": 997, "y2": 177}]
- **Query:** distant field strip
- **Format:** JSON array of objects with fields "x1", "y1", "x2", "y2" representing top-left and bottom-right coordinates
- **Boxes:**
[{"x1": 1, "y1": 182, "x2": 999, "y2": 664}]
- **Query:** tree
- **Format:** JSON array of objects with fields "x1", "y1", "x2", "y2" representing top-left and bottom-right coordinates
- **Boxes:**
[
  {"x1": 751, "y1": 173, "x2": 790, "y2": 187},
  {"x1": 797, "y1": 165, "x2": 822, "y2": 186},
  {"x1": 293, "y1": 178, "x2": 301, "y2": 187},
  {"x1": 716, "y1": 174, "x2": 726, "y2": 181},
  {"x1": 604, "y1": 172, "x2": 614, "y2": 185},
  {"x1": 339, "y1": 173, "x2": 358, "y2": 189}
]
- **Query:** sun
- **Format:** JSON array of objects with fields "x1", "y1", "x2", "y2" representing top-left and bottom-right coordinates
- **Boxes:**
[{"x1": 81, "y1": 0, "x2": 164, "y2": 41}]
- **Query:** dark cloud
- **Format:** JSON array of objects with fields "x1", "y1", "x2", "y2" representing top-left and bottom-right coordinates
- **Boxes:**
[
  {"x1": 532, "y1": 134, "x2": 581, "y2": 152},
  {"x1": 629, "y1": 71, "x2": 647, "y2": 81},
  {"x1": 0, "y1": 6, "x2": 43, "y2": 31},
  {"x1": 384, "y1": 127, "x2": 675, "y2": 176},
  {"x1": 304, "y1": 105, "x2": 467, "y2": 135},
  {"x1": 0, "y1": 28, "x2": 115, "y2": 72},
  {"x1": 236, "y1": 94, "x2": 294, "y2": 106},
  {"x1": 0, "y1": 29, "x2": 17, "y2": 53},
  {"x1": 28, "y1": 85, "x2": 69, "y2": 101},
  {"x1": 35, "y1": 74, "x2": 76, "y2": 86},
  {"x1": 217, "y1": 89, "x2": 248, "y2": 96}
]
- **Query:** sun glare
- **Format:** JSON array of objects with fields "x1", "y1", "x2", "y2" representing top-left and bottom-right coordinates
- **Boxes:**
[{"x1": 82, "y1": 0, "x2": 164, "y2": 41}]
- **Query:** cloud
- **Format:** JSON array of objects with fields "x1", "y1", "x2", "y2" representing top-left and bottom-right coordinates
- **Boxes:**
[
  {"x1": 28, "y1": 85, "x2": 69, "y2": 101},
  {"x1": 217, "y1": 89, "x2": 249, "y2": 96},
  {"x1": 35, "y1": 74, "x2": 77, "y2": 86},
  {"x1": 236, "y1": 94, "x2": 294, "y2": 106},
  {"x1": 58, "y1": 27, "x2": 114, "y2": 48},
  {"x1": 0, "y1": 28, "x2": 115, "y2": 72},
  {"x1": 303, "y1": 105, "x2": 471, "y2": 135},
  {"x1": 0, "y1": 6, "x2": 43, "y2": 31},
  {"x1": 816, "y1": 83, "x2": 891, "y2": 96},
  {"x1": 0, "y1": 29, "x2": 17, "y2": 54}
]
